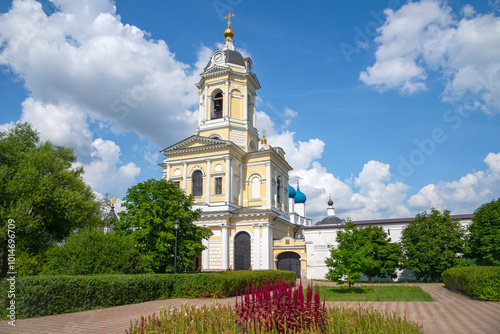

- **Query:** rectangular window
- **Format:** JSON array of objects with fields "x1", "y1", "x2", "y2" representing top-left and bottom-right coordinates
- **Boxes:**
[{"x1": 215, "y1": 177, "x2": 222, "y2": 195}]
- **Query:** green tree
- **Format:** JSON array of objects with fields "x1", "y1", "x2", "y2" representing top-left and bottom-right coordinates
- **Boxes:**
[
  {"x1": 358, "y1": 226, "x2": 402, "y2": 282},
  {"x1": 468, "y1": 198, "x2": 500, "y2": 266},
  {"x1": 117, "y1": 179, "x2": 212, "y2": 273},
  {"x1": 0, "y1": 123, "x2": 103, "y2": 278},
  {"x1": 42, "y1": 228, "x2": 144, "y2": 275},
  {"x1": 325, "y1": 221, "x2": 370, "y2": 291},
  {"x1": 400, "y1": 209, "x2": 466, "y2": 282}
]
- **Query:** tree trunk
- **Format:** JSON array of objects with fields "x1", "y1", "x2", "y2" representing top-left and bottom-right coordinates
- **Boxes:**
[
  {"x1": 348, "y1": 281, "x2": 352, "y2": 292},
  {"x1": 368, "y1": 274, "x2": 372, "y2": 283},
  {"x1": 0, "y1": 238, "x2": 9, "y2": 279}
]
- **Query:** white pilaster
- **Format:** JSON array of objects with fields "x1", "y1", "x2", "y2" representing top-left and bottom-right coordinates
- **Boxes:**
[
  {"x1": 230, "y1": 159, "x2": 234, "y2": 203},
  {"x1": 183, "y1": 162, "x2": 187, "y2": 191},
  {"x1": 224, "y1": 80, "x2": 229, "y2": 118},
  {"x1": 225, "y1": 157, "x2": 232, "y2": 203},
  {"x1": 166, "y1": 164, "x2": 171, "y2": 180},
  {"x1": 243, "y1": 85, "x2": 248, "y2": 123},
  {"x1": 221, "y1": 224, "x2": 229, "y2": 270},
  {"x1": 206, "y1": 159, "x2": 211, "y2": 205},
  {"x1": 266, "y1": 163, "x2": 271, "y2": 208},
  {"x1": 253, "y1": 224, "x2": 261, "y2": 270},
  {"x1": 239, "y1": 163, "x2": 243, "y2": 205},
  {"x1": 202, "y1": 237, "x2": 209, "y2": 270},
  {"x1": 203, "y1": 86, "x2": 208, "y2": 121},
  {"x1": 262, "y1": 224, "x2": 273, "y2": 269}
]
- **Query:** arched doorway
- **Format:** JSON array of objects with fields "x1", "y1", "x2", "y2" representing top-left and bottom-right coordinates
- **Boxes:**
[
  {"x1": 277, "y1": 252, "x2": 301, "y2": 278},
  {"x1": 234, "y1": 232, "x2": 251, "y2": 270}
]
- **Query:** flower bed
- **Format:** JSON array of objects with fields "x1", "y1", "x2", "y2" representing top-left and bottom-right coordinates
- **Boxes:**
[{"x1": 127, "y1": 280, "x2": 423, "y2": 334}]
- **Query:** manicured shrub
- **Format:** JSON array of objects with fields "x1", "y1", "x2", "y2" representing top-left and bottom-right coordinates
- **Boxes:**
[
  {"x1": 442, "y1": 266, "x2": 500, "y2": 301},
  {"x1": 0, "y1": 270, "x2": 295, "y2": 319}
]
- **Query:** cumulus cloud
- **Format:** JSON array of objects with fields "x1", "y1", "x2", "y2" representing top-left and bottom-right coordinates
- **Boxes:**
[
  {"x1": 360, "y1": 0, "x2": 500, "y2": 113},
  {"x1": 255, "y1": 110, "x2": 325, "y2": 170},
  {"x1": 74, "y1": 138, "x2": 141, "y2": 197},
  {"x1": 0, "y1": 0, "x2": 204, "y2": 153},
  {"x1": 408, "y1": 152, "x2": 500, "y2": 212}
]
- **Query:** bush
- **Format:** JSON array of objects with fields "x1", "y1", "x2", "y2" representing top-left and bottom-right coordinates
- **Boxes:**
[
  {"x1": 442, "y1": 266, "x2": 500, "y2": 301},
  {"x1": 0, "y1": 270, "x2": 295, "y2": 319},
  {"x1": 42, "y1": 228, "x2": 145, "y2": 275}
]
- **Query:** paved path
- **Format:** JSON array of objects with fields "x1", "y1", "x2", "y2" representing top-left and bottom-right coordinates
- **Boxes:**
[{"x1": 1, "y1": 282, "x2": 499, "y2": 334}]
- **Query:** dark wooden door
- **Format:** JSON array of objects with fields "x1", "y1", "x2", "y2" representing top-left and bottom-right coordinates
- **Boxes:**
[
  {"x1": 234, "y1": 232, "x2": 251, "y2": 270},
  {"x1": 277, "y1": 252, "x2": 301, "y2": 278}
]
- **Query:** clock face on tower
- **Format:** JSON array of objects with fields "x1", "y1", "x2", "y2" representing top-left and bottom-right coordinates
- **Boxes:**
[{"x1": 213, "y1": 52, "x2": 223, "y2": 63}]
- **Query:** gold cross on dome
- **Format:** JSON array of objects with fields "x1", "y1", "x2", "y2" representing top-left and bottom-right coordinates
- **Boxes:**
[
  {"x1": 112, "y1": 198, "x2": 116, "y2": 204},
  {"x1": 262, "y1": 129, "x2": 266, "y2": 136},
  {"x1": 296, "y1": 176, "x2": 300, "y2": 185},
  {"x1": 225, "y1": 12, "x2": 235, "y2": 26}
]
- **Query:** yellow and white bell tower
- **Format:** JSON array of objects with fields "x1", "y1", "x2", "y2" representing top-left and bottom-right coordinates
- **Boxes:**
[
  {"x1": 159, "y1": 14, "x2": 308, "y2": 277},
  {"x1": 195, "y1": 13, "x2": 260, "y2": 153}
]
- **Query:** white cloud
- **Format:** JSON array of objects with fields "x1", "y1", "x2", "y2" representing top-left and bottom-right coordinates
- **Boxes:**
[
  {"x1": 360, "y1": 0, "x2": 500, "y2": 113},
  {"x1": 74, "y1": 138, "x2": 141, "y2": 197},
  {"x1": 0, "y1": 0, "x2": 204, "y2": 152},
  {"x1": 408, "y1": 152, "x2": 500, "y2": 212}
]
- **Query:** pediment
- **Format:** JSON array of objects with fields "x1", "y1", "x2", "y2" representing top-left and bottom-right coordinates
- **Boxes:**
[
  {"x1": 161, "y1": 135, "x2": 228, "y2": 153},
  {"x1": 201, "y1": 65, "x2": 230, "y2": 77}
]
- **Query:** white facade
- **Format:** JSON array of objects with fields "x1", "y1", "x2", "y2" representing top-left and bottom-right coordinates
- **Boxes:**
[{"x1": 303, "y1": 215, "x2": 473, "y2": 280}]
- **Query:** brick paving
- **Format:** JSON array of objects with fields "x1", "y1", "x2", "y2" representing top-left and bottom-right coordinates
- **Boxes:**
[{"x1": 1, "y1": 282, "x2": 499, "y2": 334}]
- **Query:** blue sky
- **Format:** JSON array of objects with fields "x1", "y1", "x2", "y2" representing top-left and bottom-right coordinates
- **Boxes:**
[{"x1": 1, "y1": 0, "x2": 499, "y2": 221}]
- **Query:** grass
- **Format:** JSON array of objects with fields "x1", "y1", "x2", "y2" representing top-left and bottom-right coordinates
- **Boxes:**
[
  {"x1": 316, "y1": 286, "x2": 434, "y2": 302},
  {"x1": 313, "y1": 279, "x2": 442, "y2": 284}
]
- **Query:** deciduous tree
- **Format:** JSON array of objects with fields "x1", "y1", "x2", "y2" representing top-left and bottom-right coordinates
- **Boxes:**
[
  {"x1": 400, "y1": 209, "x2": 466, "y2": 282},
  {"x1": 325, "y1": 221, "x2": 370, "y2": 291},
  {"x1": 117, "y1": 179, "x2": 212, "y2": 273},
  {"x1": 468, "y1": 198, "x2": 500, "y2": 266},
  {"x1": 358, "y1": 226, "x2": 402, "y2": 282},
  {"x1": 42, "y1": 228, "x2": 144, "y2": 275},
  {"x1": 0, "y1": 123, "x2": 103, "y2": 278}
]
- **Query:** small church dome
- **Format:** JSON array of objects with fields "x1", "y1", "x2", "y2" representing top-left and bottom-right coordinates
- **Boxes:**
[
  {"x1": 295, "y1": 185, "x2": 306, "y2": 204},
  {"x1": 328, "y1": 198, "x2": 333, "y2": 206},
  {"x1": 289, "y1": 185, "x2": 296, "y2": 198}
]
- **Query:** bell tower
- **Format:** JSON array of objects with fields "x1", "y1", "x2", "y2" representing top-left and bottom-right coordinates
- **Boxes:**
[{"x1": 195, "y1": 13, "x2": 261, "y2": 152}]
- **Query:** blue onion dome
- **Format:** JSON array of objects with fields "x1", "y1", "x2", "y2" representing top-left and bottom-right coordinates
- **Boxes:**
[
  {"x1": 295, "y1": 185, "x2": 307, "y2": 204},
  {"x1": 289, "y1": 185, "x2": 296, "y2": 198}
]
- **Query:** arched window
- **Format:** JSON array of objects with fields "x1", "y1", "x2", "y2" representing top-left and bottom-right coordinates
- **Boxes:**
[
  {"x1": 248, "y1": 140, "x2": 256, "y2": 152},
  {"x1": 212, "y1": 92, "x2": 223, "y2": 119},
  {"x1": 251, "y1": 176, "x2": 260, "y2": 199},
  {"x1": 192, "y1": 170, "x2": 203, "y2": 196},
  {"x1": 277, "y1": 177, "x2": 281, "y2": 204}
]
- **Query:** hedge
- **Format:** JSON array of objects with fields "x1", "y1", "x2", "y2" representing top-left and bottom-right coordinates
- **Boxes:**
[
  {"x1": 442, "y1": 266, "x2": 500, "y2": 301},
  {"x1": 0, "y1": 270, "x2": 296, "y2": 319}
]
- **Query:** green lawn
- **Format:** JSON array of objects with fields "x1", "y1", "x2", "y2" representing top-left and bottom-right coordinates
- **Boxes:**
[{"x1": 314, "y1": 285, "x2": 434, "y2": 302}]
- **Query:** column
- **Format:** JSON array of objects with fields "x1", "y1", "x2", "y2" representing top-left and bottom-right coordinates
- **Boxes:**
[
  {"x1": 253, "y1": 224, "x2": 261, "y2": 270},
  {"x1": 230, "y1": 160, "x2": 234, "y2": 203},
  {"x1": 202, "y1": 237, "x2": 209, "y2": 270},
  {"x1": 266, "y1": 163, "x2": 271, "y2": 208},
  {"x1": 224, "y1": 80, "x2": 229, "y2": 118},
  {"x1": 243, "y1": 85, "x2": 248, "y2": 122},
  {"x1": 203, "y1": 86, "x2": 208, "y2": 121},
  {"x1": 206, "y1": 159, "x2": 211, "y2": 205},
  {"x1": 166, "y1": 164, "x2": 171, "y2": 180},
  {"x1": 183, "y1": 162, "x2": 187, "y2": 192},
  {"x1": 221, "y1": 224, "x2": 229, "y2": 270},
  {"x1": 225, "y1": 157, "x2": 232, "y2": 203},
  {"x1": 262, "y1": 224, "x2": 273, "y2": 270},
  {"x1": 199, "y1": 92, "x2": 203, "y2": 124},
  {"x1": 239, "y1": 163, "x2": 243, "y2": 205}
]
